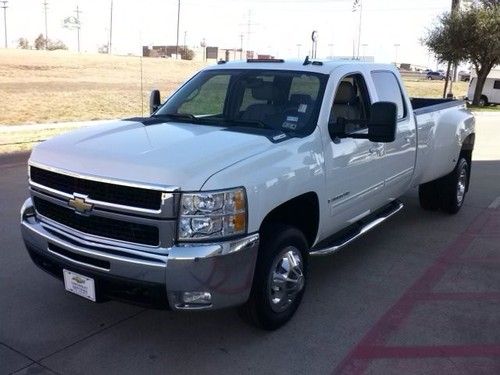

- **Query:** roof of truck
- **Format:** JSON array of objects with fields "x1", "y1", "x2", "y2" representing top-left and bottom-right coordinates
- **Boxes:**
[{"x1": 204, "y1": 58, "x2": 396, "y2": 75}]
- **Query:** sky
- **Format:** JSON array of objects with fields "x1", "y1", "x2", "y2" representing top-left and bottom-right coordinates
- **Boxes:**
[{"x1": 2, "y1": 0, "x2": 455, "y2": 67}]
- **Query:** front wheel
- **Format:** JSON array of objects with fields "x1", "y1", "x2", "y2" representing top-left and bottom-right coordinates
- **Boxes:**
[{"x1": 239, "y1": 224, "x2": 308, "y2": 330}]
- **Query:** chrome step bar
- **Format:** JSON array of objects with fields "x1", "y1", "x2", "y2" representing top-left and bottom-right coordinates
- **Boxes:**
[{"x1": 309, "y1": 201, "x2": 404, "y2": 256}]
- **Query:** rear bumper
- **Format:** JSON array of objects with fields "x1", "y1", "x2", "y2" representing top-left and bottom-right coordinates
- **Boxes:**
[{"x1": 21, "y1": 198, "x2": 259, "y2": 310}]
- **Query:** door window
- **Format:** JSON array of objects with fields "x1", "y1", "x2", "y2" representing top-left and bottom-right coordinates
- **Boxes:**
[
  {"x1": 330, "y1": 74, "x2": 371, "y2": 133},
  {"x1": 371, "y1": 71, "x2": 407, "y2": 119}
]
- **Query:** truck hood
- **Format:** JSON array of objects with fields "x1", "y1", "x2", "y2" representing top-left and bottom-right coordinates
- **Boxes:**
[{"x1": 30, "y1": 119, "x2": 274, "y2": 191}]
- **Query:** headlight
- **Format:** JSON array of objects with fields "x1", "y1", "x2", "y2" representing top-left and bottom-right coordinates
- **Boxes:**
[{"x1": 178, "y1": 188, "x2": 247, "y2": 241}]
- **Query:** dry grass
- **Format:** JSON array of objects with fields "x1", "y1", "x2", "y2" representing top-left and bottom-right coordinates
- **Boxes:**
[
  {"x1": 0, "y1": 49, "x2": 206, "y2": 125},
  {"x1": 0, "y1": 49, "x2": 470, "y2": 126},
  {"x1": 403, "y1": 78, "x2": 468, "y2": 98}
]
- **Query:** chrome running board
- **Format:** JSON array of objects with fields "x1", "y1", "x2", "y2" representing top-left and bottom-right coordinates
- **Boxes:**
[{"x1": 309, "y1": 200, "x2": 404, "y2": 256}]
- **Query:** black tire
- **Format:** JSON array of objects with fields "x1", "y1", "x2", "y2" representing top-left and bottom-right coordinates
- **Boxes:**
[
  {"x1": 418, "y1": 180, "x2": 441, "y2": 211},
  {"x1": 479, "y1": 96, "x2": 488, "y2": 107},
  {"x1": 439, "y1": 157, "x2": 470, "y2": 214},
  {"x1": 239, "y1": 223, "x2": 308, "y2": 330}
]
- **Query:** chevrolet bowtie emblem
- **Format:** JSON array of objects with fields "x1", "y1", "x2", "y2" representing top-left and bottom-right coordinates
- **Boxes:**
[{"x1": 68, "y1": 194, "x2": 93, "y2": 214}]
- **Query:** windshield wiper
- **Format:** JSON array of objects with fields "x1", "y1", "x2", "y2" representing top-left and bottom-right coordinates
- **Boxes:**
[{"x1": 152, "y1": 113, "x2": 198, "y2": 121}]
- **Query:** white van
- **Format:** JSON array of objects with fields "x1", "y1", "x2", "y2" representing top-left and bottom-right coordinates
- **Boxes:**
[{"x1": 467, "y1": 77, "x2": 500, "y2": 106}]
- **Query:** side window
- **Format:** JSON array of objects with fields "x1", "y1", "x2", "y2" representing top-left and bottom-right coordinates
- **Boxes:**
[
  {"x1": 371, "y1": 71, "x2": 406, "y2": 119},
  {"x1": 494, "y1": 80, "x2": 500, "y2": 90},
  {"x1": 178, "y1": 74, "x2": 230, "y2": 116},
  {"x1": 330, "y1": 74, "x2": 371, "y2": 131}
]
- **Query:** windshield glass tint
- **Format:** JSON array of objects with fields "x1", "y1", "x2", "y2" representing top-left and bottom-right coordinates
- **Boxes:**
[{"x1": 156, "y1": 69, "x2": 328, "y2": 136}]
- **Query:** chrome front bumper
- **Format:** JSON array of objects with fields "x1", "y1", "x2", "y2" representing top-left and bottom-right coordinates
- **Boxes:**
[{"x1": 20, "y1": 198, "x2": 259, "y2": 310}]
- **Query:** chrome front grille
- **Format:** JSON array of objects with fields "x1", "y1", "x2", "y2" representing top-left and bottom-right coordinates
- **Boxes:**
[
  {"x1": 33, "y1": 197, "x2": 160, "y2": 246},
  {"x1": 30, "y1": 166, "x2": 163, "y2": 210},
  {"x1": 28, "y1": 164, "x2": 178, "y2": 250}
]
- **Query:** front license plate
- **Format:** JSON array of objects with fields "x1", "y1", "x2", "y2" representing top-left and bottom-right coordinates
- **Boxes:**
[{"x1": 63, "y1": 269, "x2": 96, "y2": 302}]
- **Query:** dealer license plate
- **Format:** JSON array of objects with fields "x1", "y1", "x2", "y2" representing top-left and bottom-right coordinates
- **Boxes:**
[{"x1": 63, "y1": 269, "x2": 96, "y2": 302}]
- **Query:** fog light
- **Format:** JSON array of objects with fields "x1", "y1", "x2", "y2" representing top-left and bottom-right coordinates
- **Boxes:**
[{"x1": 182, "y1": 291, "x2": 212, "y2": 305}]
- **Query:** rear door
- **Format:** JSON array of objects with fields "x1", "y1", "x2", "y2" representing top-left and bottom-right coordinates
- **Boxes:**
[{"x1": 370, "y1": 70, "x2": 417, "y2": 199}]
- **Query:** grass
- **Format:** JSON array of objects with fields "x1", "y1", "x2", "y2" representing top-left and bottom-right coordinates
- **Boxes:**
[
  {"x1": 0, "y1": 49, "x2": 206, "y2": 125},
  {"x1": 0, "y1": 49, "x2": 489, "y2": 126}
]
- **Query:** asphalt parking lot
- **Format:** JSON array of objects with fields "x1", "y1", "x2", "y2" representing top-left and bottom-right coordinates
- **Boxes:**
[{"x1": 1, "y1": 113, "x2": 499, "y2": 375}]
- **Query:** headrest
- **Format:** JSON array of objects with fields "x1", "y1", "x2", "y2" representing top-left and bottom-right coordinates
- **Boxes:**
[
  {"x1": 334, "y1": 81, "x2": 356, "y2": 104},
  {"x1": 290, "y1": 94, "x2": 313, "y2": 104},
  {"x1": 251, "y1": 82, "x2": 275, "y2": 101}
]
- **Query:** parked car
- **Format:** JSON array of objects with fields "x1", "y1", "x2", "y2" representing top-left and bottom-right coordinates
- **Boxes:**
[
  {"x1": 458, "y1": 71, "x2": 471, "y2": 82},
  {"x1": 427, "y1": 71, "x2": 445, "y2": 80},
  {"x1": 21, "y1": 59, "x2": 475, "y2": 330},
  {"x1": 467, "y1": 77, "x2": 500, "y2": 106}
]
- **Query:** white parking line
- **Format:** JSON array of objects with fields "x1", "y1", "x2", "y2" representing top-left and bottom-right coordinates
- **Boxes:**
[{"x1": 488, "y1": 196, "x2": 500, "y2": 209}]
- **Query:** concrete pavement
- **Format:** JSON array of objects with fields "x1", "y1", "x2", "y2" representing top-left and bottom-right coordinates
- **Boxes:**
[{"x1": 1, "y1": 114, "x2": 499, "y2": 375}]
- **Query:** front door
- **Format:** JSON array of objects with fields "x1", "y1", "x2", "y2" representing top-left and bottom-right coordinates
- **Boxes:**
[{"x1": 321, "y1": 72, "x2": 387, "y2": 237}]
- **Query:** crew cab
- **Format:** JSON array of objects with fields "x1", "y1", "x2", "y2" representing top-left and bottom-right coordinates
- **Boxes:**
[{"x1": 21, "y1": 59, "x2": 475, "y2": 330}]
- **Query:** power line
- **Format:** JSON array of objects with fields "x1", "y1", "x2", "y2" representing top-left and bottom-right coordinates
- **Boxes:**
[
  {"x1": 42, "y1": 1, "x2": 48, "y2": 49},
  {"x1": 1, "y1": 0, "x2": 7, "y2": 48}
]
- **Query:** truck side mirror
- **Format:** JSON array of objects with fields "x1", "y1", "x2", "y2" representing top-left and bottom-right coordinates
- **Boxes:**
[
  {"x1": 367, "y1": 102, "x2": 397, "y2": 143},
  {"x1": 149, "y1": 90, "x2": 161, "y2": 115}
]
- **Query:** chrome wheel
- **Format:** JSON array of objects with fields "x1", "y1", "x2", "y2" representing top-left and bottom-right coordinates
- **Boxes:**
[
  {"x1": 268, "y1": 246, "x2": 305, "y2": 313},
  {"x1": 456, "y1": 164, "x2": 467, "y2": 205}
]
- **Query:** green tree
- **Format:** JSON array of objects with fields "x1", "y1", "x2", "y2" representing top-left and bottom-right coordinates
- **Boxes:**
[{"x1": 423, "y1": 3, "x2": 500, "y2": 105}]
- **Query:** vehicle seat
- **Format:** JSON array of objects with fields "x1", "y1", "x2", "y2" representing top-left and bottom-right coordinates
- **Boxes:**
[
  {"x1": 241, "y1": 83, "x2": 278, "y2": 122},
  {"x1": 330, "y1": 81, "x2": 362, "y2": 132}
]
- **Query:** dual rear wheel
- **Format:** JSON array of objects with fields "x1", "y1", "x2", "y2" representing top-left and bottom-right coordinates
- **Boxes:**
[{"x1": 419, "y1": 156, "x2": 470, "y2": 214}]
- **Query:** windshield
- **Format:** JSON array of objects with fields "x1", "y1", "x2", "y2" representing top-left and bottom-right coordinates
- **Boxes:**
[{"x1": 155, "y1": 69, "x2": 328, "y2": 136}]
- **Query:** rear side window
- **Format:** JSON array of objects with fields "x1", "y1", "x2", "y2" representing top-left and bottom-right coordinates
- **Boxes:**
[
  {"x1": 371, "y1": 71, "x2": 406, "y2": 119},
  {"x1": 494, "y1": 80, "x2": 500, "y2": 89}
]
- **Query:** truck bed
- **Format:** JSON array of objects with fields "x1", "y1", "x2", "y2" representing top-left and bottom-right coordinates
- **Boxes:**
[{"x1": 410, "y1": 98, "x2": 465, "y2": 115}]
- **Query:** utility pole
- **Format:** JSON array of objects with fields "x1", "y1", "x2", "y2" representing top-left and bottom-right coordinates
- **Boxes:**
[
  {"x1": 43, "y1": 1, "x2": 48, "y2": 49},
  {"x1": 394, "y1": 43, "x2": 400, "y2": 66},
  {"x1": 444, "y1": 0, "x2": 461, "y2": 98},
  {"x1": 74, "y1": 5, "x2": 82, "y2": 52},
  {"x1": 239, "y1": 33, "x2": 244, "y2": 59},
  {"x1": 240, "y1": 10, "x2": 258, "y2": 59},
  {"x1": 354, "y1": 0, "x2": 363, "y2": 59},
  {"x1": 328, "y1": 43, "x2": 334, "y2": 58},
  {"x1": 109, "y1": 0, "x2": 113, "y2": 54},
  {"x1": 361, "y1": 43, "x2": 368, "y2": 59},
  {"x1": 296, "y1": 44, "x2": 302, "y2": 58},
  {"x1": 176, "y1": 0, "x2": 180, "y2": 59},
  {"x1": 1, "y1": 1, "x2": 7, "y2": 48},
  {"x1": 184, "y1": 30, "x2": 187, "y2": 48}
]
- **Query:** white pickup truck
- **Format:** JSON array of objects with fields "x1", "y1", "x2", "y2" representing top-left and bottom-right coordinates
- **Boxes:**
[{"x1": 21, "y1": 59, "x2": 475, "y2": 330}]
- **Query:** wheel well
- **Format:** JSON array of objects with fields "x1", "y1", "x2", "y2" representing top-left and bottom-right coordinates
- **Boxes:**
[
  {"x1": 460, "y1": 133, "x2": 475, "y2": 191},
  {"x1": 460, "y1": 133, "x2": 475, "y2": 163},
  {"x1": 260, "y1": 192, "x2": 319, "y2": 247}
]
